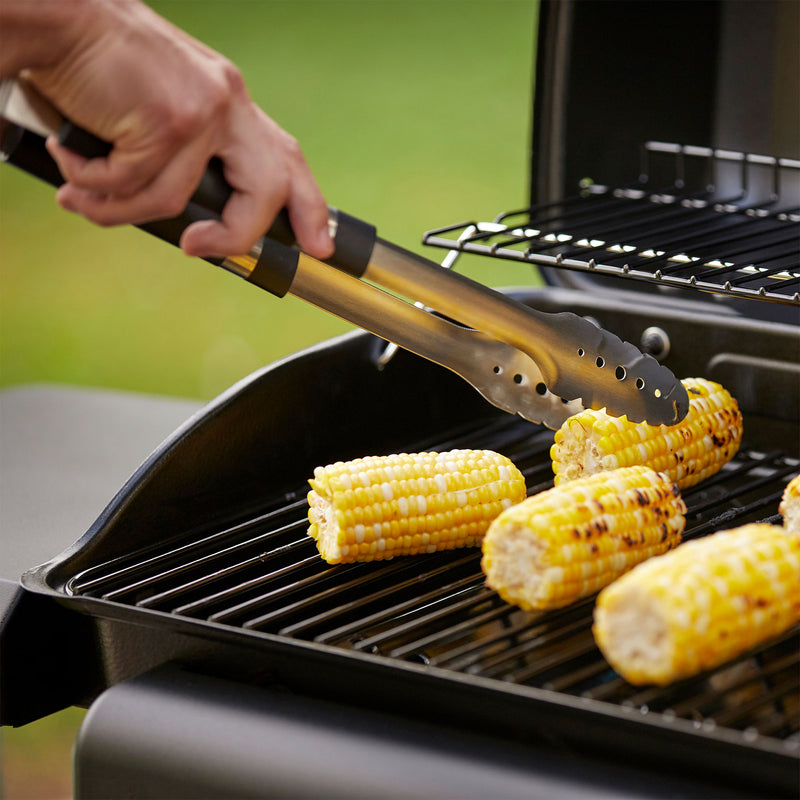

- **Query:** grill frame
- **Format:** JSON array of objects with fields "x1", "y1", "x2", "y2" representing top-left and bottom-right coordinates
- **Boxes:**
[{"x1": 57, "y1": 418, "x2": 800, "y2": 772}]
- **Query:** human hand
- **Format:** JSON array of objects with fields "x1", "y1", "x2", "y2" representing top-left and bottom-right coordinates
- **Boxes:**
[{"x1": 13, "y1": 0, "x2": 333, "y2": 260}]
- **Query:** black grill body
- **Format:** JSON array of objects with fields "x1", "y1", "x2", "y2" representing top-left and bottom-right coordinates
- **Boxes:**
[
  {"x1": 532, "y1": 0, "x2": 799, "y2": 205},
  {"x1": 2, "y1": 1, "x2": 799, "y2": 797},
  {"x1": 4, "y1": 285, "x2": 799, "y2": 798}
]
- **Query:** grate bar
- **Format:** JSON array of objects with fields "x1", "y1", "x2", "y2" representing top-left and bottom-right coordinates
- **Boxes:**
[
  {"x1": 473, "y1": 615, "x2": 594, "y2": 681},
  {"x1": 137, "y1": 528, "x2": 312, "y2": 610},
  {"x1": 377, "y1": 589, "x2": 506, "y2": 661},
  {"x1": 503, "y1": 633, "x2": 600, "y2": 685},
  {"x1": 623, "y1": 645, "x2": 799, "y2": 714},
  {"x1": 173, "y1": 541, "x2": 317, "y2": 618},
  {"x1": 279, "y1": 557, "x2": 483, "y2": 640},
  {"x1": 542, "y1": 658, "x2": 612, "y2": 693},
  {"x1": 68, "y1": 500, "x2": 308, "y2": 598},
  {"x1": 429, "y1": 601, "x2": 590, "y2": 673},
  {"x1": 315, "y1": 580, "x2": 496, "y2": 648},
  {"x1": 712, "y1": 676, "x2": 798, "y2": 730},
  {"x1": 242, "y1": 552, "x2": 471, "y2": 633},
  {"x1": 343, "y1": 581, "x2": 495, "y2": 656}
]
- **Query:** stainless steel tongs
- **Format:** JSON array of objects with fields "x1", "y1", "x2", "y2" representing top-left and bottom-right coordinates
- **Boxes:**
[{"x1": 0, "y1": 77, "x2": 688, "y2": 429}]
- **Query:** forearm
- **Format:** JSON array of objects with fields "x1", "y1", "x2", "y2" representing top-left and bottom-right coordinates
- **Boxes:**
[{"x1": 0, "y1": 0, "x2": 93, "y2": 77}]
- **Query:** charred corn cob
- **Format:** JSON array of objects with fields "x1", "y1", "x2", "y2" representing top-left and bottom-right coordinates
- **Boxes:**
[
  {"x1": 481, "y1": 466, "x2": 686, "y2": 611},
  {"x1": 551, "y1": 377, "x2": 742, "y2": 491},
  {"x1": 593, "y1": 523, "x2": 800, "y2": 686},
  {"x1": 779, "y1": 474, "x2": 800, "y2": 534},
  {"x1": 307, "y1": 449, "x2": 526, "y2": 564}
]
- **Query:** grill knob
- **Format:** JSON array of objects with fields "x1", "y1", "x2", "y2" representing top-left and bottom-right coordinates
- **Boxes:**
[{"x1": 640, "y1": 326, "x2": 671, "y2": 361}]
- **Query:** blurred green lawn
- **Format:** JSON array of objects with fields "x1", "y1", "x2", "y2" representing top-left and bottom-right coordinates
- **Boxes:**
[
  {"x1": 1, "y1": 0, "x2": 541, "y2": 402},
  {"x1": 1, "y1": 1, "x2": 539, "y2": 797}
]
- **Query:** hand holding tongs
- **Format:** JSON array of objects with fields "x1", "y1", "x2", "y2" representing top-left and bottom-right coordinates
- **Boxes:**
[{"x1": 0, "y1": 77, "x2": 688, "y2": 429}]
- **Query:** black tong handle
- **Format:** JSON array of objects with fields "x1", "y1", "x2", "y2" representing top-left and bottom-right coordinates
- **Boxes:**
[
  {"x1": 58, "y1": 120, "x2": 377, "y2": 279},
  {"x1": 58, "y1": 121, "x2": 297, "y2": 246}
]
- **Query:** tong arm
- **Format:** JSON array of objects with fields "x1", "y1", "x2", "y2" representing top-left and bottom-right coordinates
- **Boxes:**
[
  {"x1": 276, "y1": 251, "x2": 583, "y2": 429},
  {"x1": 360, "y1": 241, "x2": 688, "y2": 425}
]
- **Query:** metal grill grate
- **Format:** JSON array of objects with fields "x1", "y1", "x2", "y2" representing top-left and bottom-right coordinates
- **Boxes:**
[
  {"x1": 423, "y1": 143, "x2": 800, "y2": 305},
  {"x1": 66, "y1": 414, "x2": 800, "y2": 749}
]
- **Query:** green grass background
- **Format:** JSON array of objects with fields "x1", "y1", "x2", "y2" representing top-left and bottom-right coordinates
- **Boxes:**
[
  {"x1": 1, "y1": 0, "x2": 541, "y2": 402},
  {"x1": 1, "y1": 1, "x2": 539, "y2": 796}
]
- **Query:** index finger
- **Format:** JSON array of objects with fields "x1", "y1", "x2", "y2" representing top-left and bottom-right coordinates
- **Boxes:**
[{"x1": 46, "y1": 135, "x2": 176, "y2": 199}]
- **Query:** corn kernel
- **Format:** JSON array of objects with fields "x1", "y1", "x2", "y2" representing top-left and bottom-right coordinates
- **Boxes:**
[{"x1": 551, "y1": 378, "x2": 742, "y2": 490}]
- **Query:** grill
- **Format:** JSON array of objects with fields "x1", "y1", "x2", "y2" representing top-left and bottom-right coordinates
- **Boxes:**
[
  {"x1": 3, "y1": 1, "x2": 800, "y2": 798},
  {"x1": 8, "y1": 282, "x2": 798, "y2": 797}
]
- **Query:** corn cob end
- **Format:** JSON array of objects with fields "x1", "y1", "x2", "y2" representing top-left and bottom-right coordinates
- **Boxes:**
[
  {"x1": 779, "y1": 474, "x2": 800, "y2": 535},
  {"x1": 481, "y1": 465, "x2": 686, "y2": 611}
]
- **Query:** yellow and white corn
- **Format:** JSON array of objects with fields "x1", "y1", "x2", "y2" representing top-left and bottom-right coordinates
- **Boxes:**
[
  {"x1": 307, "y1": 449, "x2": 526, "y2": 564},
  {"x1": 593, "y1": 523, "x2": 800, "y2": 686},
  {"x1": 551, "y1": 377, "x2": 743, "y2": 491},
  {"x1": 480, "y1": 466, "x2": 686, "y2": 611},
  {"x1": 779, "y1": 474, "x2": 800, "y2": 534}
]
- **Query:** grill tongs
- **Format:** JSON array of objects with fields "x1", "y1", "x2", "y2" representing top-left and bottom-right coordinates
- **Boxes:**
[{"x1": 0, "y1": 78, "x2": 687, "y2": 429}]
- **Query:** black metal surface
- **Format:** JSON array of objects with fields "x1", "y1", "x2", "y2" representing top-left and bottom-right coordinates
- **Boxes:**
[
  {"x1": 72, "y1": 663, "x2": 764, "y2": 800},
  {"x1": 47, "y1": 408, "x2": 799, "y2": 798},
  {"x1": 424, "y1": 144, "x2": 800, "y2": 305},
  {"x1": 0, "y1": 579, "x2": 97, "y2": 725},
  {"x1": 530, "y1": 1, "x2": 799, "y2": 215}
]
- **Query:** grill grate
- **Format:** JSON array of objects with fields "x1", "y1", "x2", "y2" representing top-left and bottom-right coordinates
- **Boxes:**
[
  {"x1": 66, "y1": 414, "x2": 800, "y2": 749},
  {"x1": 423, "y1": 143, "x2": 800, "y2": 305}
]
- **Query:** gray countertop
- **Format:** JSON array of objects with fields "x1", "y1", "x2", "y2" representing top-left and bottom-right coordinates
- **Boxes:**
[{"x1": 0, "y1": 384, "x2": 201, "y2": 582}]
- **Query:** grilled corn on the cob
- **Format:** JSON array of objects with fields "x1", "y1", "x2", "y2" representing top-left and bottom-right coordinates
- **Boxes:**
[
  {"x1": 779, "y1": 474, "x2": 800, "y2": 534},
  {"x1": 307, "y1": 449, "x2": 526, "y2": 564},
  {"x1": 593, "y1": 523, "x2": 800, "y2": 686},
  {"x1": 551, "y1": 377, "x2": 742, "y2": 490},
  {"x1": 481, "y1": 466, "x2": 686, "y2": 611}
]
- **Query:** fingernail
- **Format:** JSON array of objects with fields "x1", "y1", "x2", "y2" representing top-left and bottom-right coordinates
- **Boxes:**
[{"x1": 315, "y1": 228, "x2": 335, "y2": 259}]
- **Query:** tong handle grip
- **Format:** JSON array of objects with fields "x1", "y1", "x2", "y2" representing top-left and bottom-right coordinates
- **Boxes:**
[
  {"x1": 58, "y1": 121, "x2": 298, "y2": 246},
  {"x1": 58, "y1": 121, "x2": 112, "y2": 160},
  {"x1": 58, "y1": 121, "x2": 377, "y2": 275}
]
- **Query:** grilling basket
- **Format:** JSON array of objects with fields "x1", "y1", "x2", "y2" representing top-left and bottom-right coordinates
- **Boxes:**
[{"x1": 1, "y1": 1, "x2": 799, "y2": 798}]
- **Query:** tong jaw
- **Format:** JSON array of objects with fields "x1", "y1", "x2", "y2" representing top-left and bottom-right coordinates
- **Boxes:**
[
  {"x1": 538, "y1": 312, "x2": 689, "y2": 426},
  {"x1": 456, "y1": 333, "x2": 584, "y2": 430}
]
